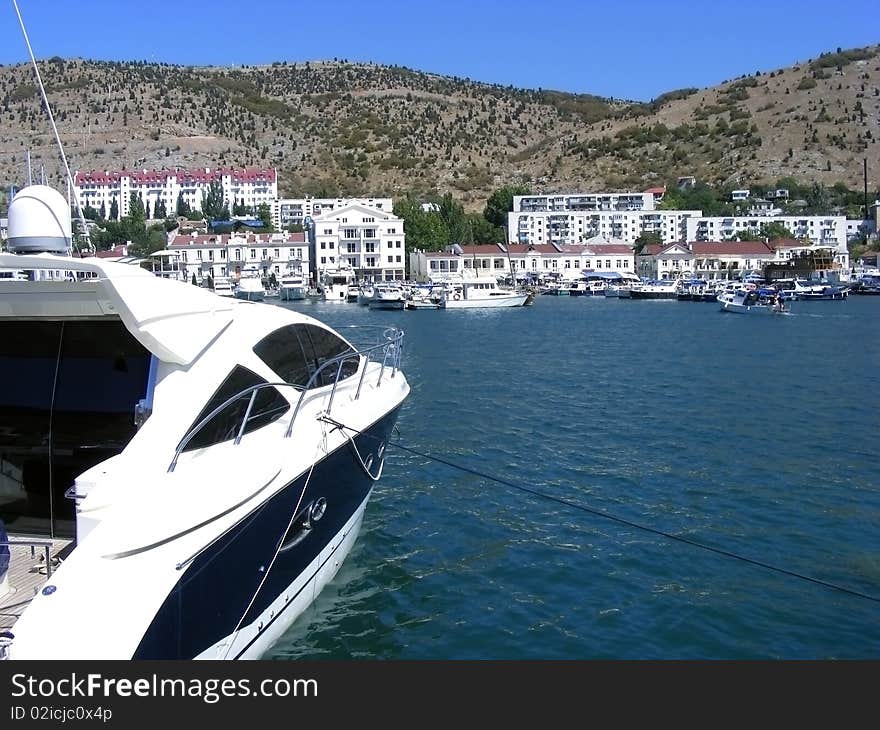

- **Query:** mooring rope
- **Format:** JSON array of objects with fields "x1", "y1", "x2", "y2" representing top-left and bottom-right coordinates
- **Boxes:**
[{"x1": 320, "y1": 416, "x2": 880, "y2": 605}]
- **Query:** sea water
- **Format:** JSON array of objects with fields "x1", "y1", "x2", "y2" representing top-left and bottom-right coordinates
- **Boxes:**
[{"x1": 267, "y1": 294, "x2": 880, "y2": 659}]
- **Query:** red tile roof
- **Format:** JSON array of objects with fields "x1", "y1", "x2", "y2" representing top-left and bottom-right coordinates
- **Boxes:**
[{"x1": 75, "y1": 167, "x2": 277, "y2": 185}]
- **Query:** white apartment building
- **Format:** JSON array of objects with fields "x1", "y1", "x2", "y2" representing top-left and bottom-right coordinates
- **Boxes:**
[
  {"x1": 312, "y1": 203, "x2": 406, "y2": 281},
  {"x1": 167, "y1": 230, "x2": 309, "y2": 283},
  {"x1": 686, "y1": 215, "x2": 847, "y2": 248},
  {"x1": 513, "y1": 192, "x2": 656, "y2": 213},
  {"x1": 74, "y1": 167, "x2": 278, "y2": 219},
  {"x1": 509, "y1": 209, "x2": 702, "y2": 246},
  {"x1": 409, "y1": 243, "x2": 636, "y2": 282},
  {"x1": 273, "y1": 197, "x2": 393, "y2": 231}
]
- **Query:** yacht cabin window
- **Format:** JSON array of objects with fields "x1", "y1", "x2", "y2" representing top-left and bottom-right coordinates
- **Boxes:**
[
  {"x1": 253, "y1": 324, "x2": 358, "y2": 389},
  {"x1": 183, "y1": 366, "x2": 289, "y2": 452}
]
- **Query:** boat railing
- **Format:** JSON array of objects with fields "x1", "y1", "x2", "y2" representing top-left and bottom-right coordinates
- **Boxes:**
[
  {"x1": 168, "y1": 325, "x2": 404, "y2": 472},
  {"x1": 0, "y1": 538, "x2": 55, "y2": 579}
]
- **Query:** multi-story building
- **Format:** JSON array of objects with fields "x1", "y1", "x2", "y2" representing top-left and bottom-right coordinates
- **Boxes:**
[
  {"x1": 686, "y1": 215, "x2": 847, "y2": 248},
  {"x1": 312, "y1": 203, "x2": 406, "y2": 281},
  {"x1": 509, "y1": 209, "x2": 701, "y2": 246},
  {"x1": 167, "y1": 230, "x2": 309, "y2": 283},
  {"x1": 272, "y1": 197, "x2": 393, "y2": 231},
  {"x1": 513, "y1": 192, "x2": 656, "y2": 213},
  {"x1": 73, "y1": 167, "x2": 278, "y2": 219},
  {"x1": 409, "y1": 242, "x2": 636, "y2": 282}
]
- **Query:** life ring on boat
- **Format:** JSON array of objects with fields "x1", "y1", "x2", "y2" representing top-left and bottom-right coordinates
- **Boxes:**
[{"x1": 453, "y1": 293, "x2": 460, "y2": 300}]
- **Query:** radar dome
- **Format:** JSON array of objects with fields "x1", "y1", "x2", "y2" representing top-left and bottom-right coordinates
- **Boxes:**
[{"x1": 7, "y1": 184, "x2": 72, "y2": 254}]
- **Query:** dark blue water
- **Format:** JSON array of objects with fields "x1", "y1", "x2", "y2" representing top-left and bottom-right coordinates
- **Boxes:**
[{"x1": 266, "y1": 295, "x2": 880, "y2": 659}]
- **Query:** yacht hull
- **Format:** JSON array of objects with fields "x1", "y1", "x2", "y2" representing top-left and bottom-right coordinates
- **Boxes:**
[{"x1": 133, "y1": 406, "x2": 401, "y2": 659}]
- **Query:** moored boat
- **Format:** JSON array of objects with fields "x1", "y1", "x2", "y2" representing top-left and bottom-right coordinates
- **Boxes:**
[
  {"x1": 718, "y1": 288, "x2": 789, "y2": 315},
  {"x1": 439, "y1": 277, "x2": 529, "y2": 308}
]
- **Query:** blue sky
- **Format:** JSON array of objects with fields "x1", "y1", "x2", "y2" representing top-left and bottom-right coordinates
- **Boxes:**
[{"x1": 2, "y1": 0, "x2": 877, "y2": 101}]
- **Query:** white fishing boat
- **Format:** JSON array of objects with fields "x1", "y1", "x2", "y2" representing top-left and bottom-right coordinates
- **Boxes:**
[
  {"x1": 368, "y1": 282, "x2": 406, "y2": 310},
  {"x1": 279, "y1": 271, "x2": 307, "y2": 301},
  {"x1": 439, "y1": 277, "x2": 529, "y2": 308},
  {"x1": 212, "y1": 275, "x2": 235, "y2": 297},
  {"x1": 718, "y1": 288, "x2": 789, "y2": 315},
  {"x1": 629, "y1": 279, "x2": 681, "y2": 300},
  {"x1": 317, "y1": 267, "x2": 355, "y2": 302}
]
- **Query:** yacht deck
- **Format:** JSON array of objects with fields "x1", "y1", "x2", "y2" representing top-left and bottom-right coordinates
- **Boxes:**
[{"x1": 0, "y1": 538, "x2": 72, "y2": 631}]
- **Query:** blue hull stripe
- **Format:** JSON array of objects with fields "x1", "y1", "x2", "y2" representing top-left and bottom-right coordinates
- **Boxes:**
[{"x1": 133, "y1": 406, "x2": 400, "y2": 659}]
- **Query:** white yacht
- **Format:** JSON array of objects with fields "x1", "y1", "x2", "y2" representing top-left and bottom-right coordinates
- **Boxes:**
[
  {"x1": 439, "y1": 277, "x2": 529, "y2": 308},
  {"x1": 279, "y1": 271, "x2": 307, "y2": 301},
  {"x1": 629, "y1": 279, "x2": 681, "y2": 300},
  {"x1": 0, "y1": 185, "x2": 410, "y2": 660},
  {"x1": 234, "y1": 275, "x2": 265, "y2": 301},
  {"x1": 368, "y1": 282, "x2": 406, "y2": 310},
  {"x1": 317, "y1": 267, "x2": 355, "y2": 302},
  {"x1": 212, "y1": 275, "x2": 235, "y2": 298}
]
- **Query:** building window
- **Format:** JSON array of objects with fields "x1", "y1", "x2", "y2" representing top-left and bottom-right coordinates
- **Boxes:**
[
  {"x1": 387, "y1": 255, "x2": 393, "y2": 263},
  {"x1": 363, "y1": 228, "x2": 375, "y2": 238},
  {"x1": 250, "y1": 249, "x2": 256, "y2": 259}
]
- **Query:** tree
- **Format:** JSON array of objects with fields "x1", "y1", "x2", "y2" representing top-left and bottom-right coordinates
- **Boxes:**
[
  {"x1": 484, "y1": 184, "x2": 531, "y2": 229},
  {"x1": 128, "y1": 192, "x2": 145, "y2": 222},
  {"x1": 232, "y1": 199, "x2": 250, "y2": 216},
  {"x1": 99, "y1": 201, "x2": 106, "y2": 220},
  {"x1": 393, "y1": 194, "x2": 449, "y2": 252},
  {"x1": 468, "y1": 214, "x2": 503, "y2": 244},
  {"x1": 257, "y1": 203, "x2": 273, "y2": 230},
  {"x1": 760, "y1": 221, "x2": 791, "y2": 241},
  {"x1": 176, "y1": 191, "x2": 190, "y2": 217},
  {"x1": 736, "y1": 228, "x2": 762, "y2": 242},
  {"x1": 154, "y1": 199, "x2": 167, "y2": 219},
  {"x1": 109, "y1": 197, "x2": 119, "y2": 221},
  {"x1": 632, "y1": 230, "x2": 663, "y2": 254},
  {"x1": 201, "y1": 180, "x2": 226, "y2": 220},
  {"x1": 144, "y1": 200, "x2": 151, "y2": 220}
]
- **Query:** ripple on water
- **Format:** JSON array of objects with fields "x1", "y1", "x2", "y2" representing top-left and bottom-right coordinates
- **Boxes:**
[{"x1": 267, "y1": 296, "x2": 880, "y2": 659}]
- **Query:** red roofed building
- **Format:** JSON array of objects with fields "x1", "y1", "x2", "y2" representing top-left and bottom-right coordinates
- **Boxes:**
[
  {"x1": 73, "y1": 167, "x2": 278, "y2": 220},
  {"x1": 166, "y1": 230, "x2": 308, "y2": 284},
  {"x1": 636, "y1": 240, "x2": 778, "y2": 280},
  {"x1": 409, "y1": 241, "x2": 637, "y2": 282}
]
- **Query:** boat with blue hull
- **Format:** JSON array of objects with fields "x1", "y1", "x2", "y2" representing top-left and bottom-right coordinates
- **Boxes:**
[{"x1": 0, "y1": 22, "x2": 411, "y2": 657}]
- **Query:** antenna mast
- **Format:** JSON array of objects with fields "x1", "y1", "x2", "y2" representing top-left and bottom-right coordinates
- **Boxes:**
[{"x1": 12, "y1": 0, "x2": 93, "y2": 253}]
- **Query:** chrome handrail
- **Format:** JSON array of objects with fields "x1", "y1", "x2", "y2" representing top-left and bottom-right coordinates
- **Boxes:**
[
  {"x1": 0, "y1": 538, "x2": 55, "y2": 579},
  {"x1": 167, "y1": 325, "x2": 404, "y2": 472}
]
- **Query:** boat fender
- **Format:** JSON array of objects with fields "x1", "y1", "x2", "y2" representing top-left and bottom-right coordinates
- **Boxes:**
[{"x1": 453, "y1": 293, "x2": 460, "y2": 300}]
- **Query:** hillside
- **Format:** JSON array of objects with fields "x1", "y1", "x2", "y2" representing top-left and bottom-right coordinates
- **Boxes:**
[{"x1": 0, "y1": 45, "x2": 878, "y2": 210}]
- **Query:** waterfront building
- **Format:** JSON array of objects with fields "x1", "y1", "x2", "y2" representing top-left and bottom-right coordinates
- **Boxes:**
[
  {"x1": 167, "y1": 230, "x2": 309, "y2": 284},
  {"x1": 635, "y1": 239, "x2": 849, "y2": 281},
  {"x1": 73, "y1": 167, "x2": 278, "y2": 219},
  {"x1": 272, "y1": 197, "x2": 393, "y2": 231},
  {"x1": 311, "y1": 203, "x2": 406, "y2": 282},
  {"x1": 409, "y1": 242, "x2": 636, "y2": 282}
]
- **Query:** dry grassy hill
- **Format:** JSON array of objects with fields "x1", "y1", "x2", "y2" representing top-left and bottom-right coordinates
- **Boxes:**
[{"x1": 0, "y1": 45, "x2": 878, "y2": 211}]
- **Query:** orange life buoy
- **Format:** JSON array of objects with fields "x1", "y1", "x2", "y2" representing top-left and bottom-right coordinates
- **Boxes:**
[{"x1": 453, "y1": 293, "x2": 461, "y2": 300}]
